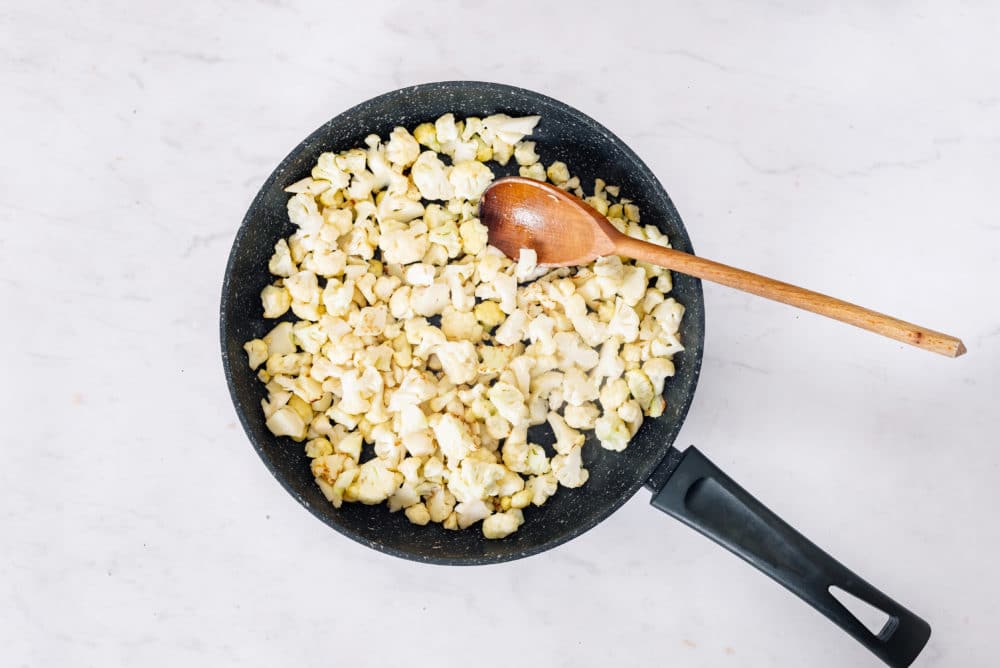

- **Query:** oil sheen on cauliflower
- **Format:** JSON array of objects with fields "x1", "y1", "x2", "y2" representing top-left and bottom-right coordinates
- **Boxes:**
[{"x1": 243, "y1": 113, "x2": 683, "y2": 539}]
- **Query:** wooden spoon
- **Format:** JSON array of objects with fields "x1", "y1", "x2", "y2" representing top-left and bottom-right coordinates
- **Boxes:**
[{"x1": 479, "y1": 176, "x2": 966, "y2": 358}]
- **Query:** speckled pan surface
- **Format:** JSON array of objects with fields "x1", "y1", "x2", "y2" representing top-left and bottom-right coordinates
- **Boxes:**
[{"x1": 220, "y1": 81, "x2": 705, "y2": 564}]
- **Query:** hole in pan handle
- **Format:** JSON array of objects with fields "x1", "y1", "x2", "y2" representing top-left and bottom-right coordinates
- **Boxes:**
[{"x1": 647, "y1": 446, "x2": 931, "y2": 668}]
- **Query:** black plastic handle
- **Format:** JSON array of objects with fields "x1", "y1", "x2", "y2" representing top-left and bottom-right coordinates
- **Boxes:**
[{"x1": 649, "y1": 446, "x2": 930, "y2": 667}]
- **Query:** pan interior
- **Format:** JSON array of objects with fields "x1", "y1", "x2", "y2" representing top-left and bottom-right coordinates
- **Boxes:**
[{"x1": 220, "y1": 81, "x2": 705, "y2": 564}]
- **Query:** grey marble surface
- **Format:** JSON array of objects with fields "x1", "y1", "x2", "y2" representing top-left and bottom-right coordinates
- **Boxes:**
[{"x1": 3, "y1": 1, "x2": 998, "y2": 666}]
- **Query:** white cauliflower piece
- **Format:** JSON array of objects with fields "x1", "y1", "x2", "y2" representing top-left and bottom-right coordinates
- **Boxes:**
[
  {"x1": 494, "y1": 273, "x2": 517, "y2": 314},
  {"x1": 514, "y1": 141, "x2": 539, "y2": 166},
  {"x1": 410, "y1": 283, "x2": 450, "y2": 317},
  {"x1": 243, "y1": 339, "x2": 268, "y2": 370},
  {"x1": 448, "y1": 160, "x2": 494, "y2": 201},
  {"x1": 481, "y1": 114, "x2": 541, "y2": 145},
  {"x1": 494, "y1": 308, "x2": 528, "y2": 346},
  {"x1": 411, "y1": 151, "x2": 454, "y2": 200},
  {"x1": 548, "y1": 411, "x2": 584, "y2": 455},
  {"x1": 643, "y1": 358, "x2": 676, "y2": 396},
  {"x1": 608, "y1": 298, "x2": 640, "y2": 342},
  {"x1": 435, "y1": 113, "x2": 460, "y2": 144},
  {"x1": 311, "y1": 152, "x2": 350, "y2": 189},
  {"x1": 287, "y1": 192, "x2": 323, "y2": 234},
  {"x1": 404, "y1": 263, "x2": 436, "y2": 287},
  {"x1": 599, "y1": 377, "x2": 629, "y2": 412},
  {"x1": 441, "y1": 307, "x2": 482, "y2": 341},
  {"x1": 562, "y1": 367, "x2": 599, "y2": 406},
  {"x1": 595, "y1": 413, "x2": 630, "y2": 451},
  {"x1": 268, "y1": 238, "x2": 297, "y2": 277},
  {"x1": 260, "y1": 284, "x2": 291, "y2": 318},
  {"x1": 431, "y1": 413, "x2": 476, "y2": 465},
  {"x1": 459, "y1": 219, "x2": 489, "y2": 256},
  {"x1": 405, "y1": 503, "x2": 431, "y2": 526},
  {"x1": 488, "y1": 382, "x2": 527, "y2": 426},
  {"x1": 619, "y1": 266, "x2": 647, "y2": 307},
  {"x1": 386, "y1": 126, "x2": 421, "y2": 168},
  {"x1": 483, "y1": 509, "x2": 524, "y2": 539},
  {"x1": 263, "y1": 321, "x2": 295, "y2": 355},
  {"x1": 651, "y1": 298, "x2": 685, "y2": 335},
  {"x1": 551, "y1": 445, "x2": 589, "y2": 488},
  {"x1": 454, "y1": 498, "x2": 492, "y2": 529},
  {"x1": 564, "y1": 402, "x2": 600, "y2": 430},
  {"x1": 435, "y1": 340, "x2": 478, "y2": 384},
  {"x1": 426, "y1": 487, "x2": 456, "y2": 523},
  {"x1": 355, "y1": 459, "x2": 402, "y2": 505},
  {"x1": 625, "y1": 369, "x2": 656, "y2": 412},
  {"x1": 265, "y1": 405, "x2": 307, "y2": 440},
  {"x1": 526, "y1": 473, "x2": 558, "y2": 505}
]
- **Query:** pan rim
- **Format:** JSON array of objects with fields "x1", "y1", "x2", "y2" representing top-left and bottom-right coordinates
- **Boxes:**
[{"x1": 220, "y1": 80, "x2": 705, "y2": 565}]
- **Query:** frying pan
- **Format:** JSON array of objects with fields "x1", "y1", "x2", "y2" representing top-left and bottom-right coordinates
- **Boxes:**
[{"x1": 220, "y1": 81, "x2": 930, "y2": 667}]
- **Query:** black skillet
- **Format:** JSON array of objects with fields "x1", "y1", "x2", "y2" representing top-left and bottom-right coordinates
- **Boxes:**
[{"x1": 220, "y1": 81, "x2": 930, "y2": 667}]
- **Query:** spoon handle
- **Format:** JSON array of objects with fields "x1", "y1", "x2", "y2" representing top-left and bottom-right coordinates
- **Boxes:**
[{"x1": 614, "y1": 235, "x2": 966, "y2": 357}]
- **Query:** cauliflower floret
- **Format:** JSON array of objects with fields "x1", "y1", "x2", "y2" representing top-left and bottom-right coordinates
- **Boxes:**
[
  {"x1": 243, "y1": 339, "x2": 267, "y2": 370},
  {"x1": 354, "y1": 305, "x2": 388, "y2": 338},
  {"x1": 551, "y1": 445, "x2": 589, "y2": 488},
  {"x1": 483, "y1": 509, "x2": 524, "y2": 539},
  {"x1": 643, "y1": 357, "x2": 676, "y2": 396},
  {"x1": 595, "y1": 412, "x2": 630, "y2": 451},
  {"x1": 619, "y1": 266, "x2": 647, "y2": 307},
  {"x1": 287, "y1": 192, "x2": 323, "y2": 234},
  {"x1": 404, "y1": 263, "x2": 436, "y2": 287},
  {"x1": 599, "y1": 377, "x2": 629, "y2": 412},
  {"x1": 494, "y1": 308, "x2": 528, "y2": 346},
  {"x1": 266, "y1": 405, "x2": 307, "y2": 440},
  {"x1": 448, "y1": 160, "x2": 494, "y2": 201},
  {"x1": 608, "y1": 298, "x2": 640, "y2": 342},
  {"x1": 441, "y1": 307, "x2": 483, "y2": 342},
  {"x1": 311, "y1": 152, "x2": 351, "y2": 189},
  {"x1": 651, "y1": 298, "x2": 685, "y2": 335},
  {"x1": 263, "y1": 321, "x2": 295, "y2": 355},
  {"x1": 474, "y1": 301, "x2": 506, "y2": 330},
  {"x1": 564, "y1": 402, "x2": 600, "y2": 430},
  {"x1": 431, "y1": 413, "x2": 476, "y2": 465},
  {"x1": 625, "y1": 369, "x2": 656, "y2": 412},
  {"x1": 435, "y1": 340, "x2": 478, "y2": 384},
  {"x1": 268, "y1": 238, "x2": 297, "y2": 277},
  {"x1": 426, "y1": 487, "x2": 456, "y2": 523},
  {"x1": 488, "y1": 381, "x2": 527, "y2": 426},
  {"x1": 455, "y1": 498, "x2": 492, "y2": 529},
  {"x1": 494, "y1": 273, "x2": 517, "y2": 314},
  {"x1": 514, "y1": 141, "x2": 539, "y2": 166},
  {"x1": 481, "y1": 114, "x2": 541, "y2": 145},
  {"x1": 562, "y1": 367, "x2": 599, "y2": 406},
  {"x1": 376, "y1": 196, "x2": 424, "y2": 227},
  {"x1": 546, "y1": 161, "x2": 570, "y2": 185},
  {"x1": 355, "y1": 458, "x2": 402, "y2": 505},
  {"x1": 411, "y1": 151, "x2": 454, "y2": 200},
  {"x1": 526, "y1": 473, "x2": 558, "y2": 505},
  {"x1": 410, "y1": 283, "x2": 450, "y2": 317},
  {"x1": 546, "y1": 411, "x2": 583, "y2": 456},
  {"x1": 515, "y1": 248, "x2": 538, "y2": 282},
  {"x1": 386, "y1": 126, "x2": 421, "y2": 168},
  {"x1": 459, "y1": 219, "x2": 489, "y2": 256},
  {"x1": 435, "y1": 113, "x2": 460, "y2": 144},
  {"x1": 405, "y1": 503, "x2": 431, "y2": 526},
  {"x1": 260, "y1": 284, "x2": 291, "y2": 318}
]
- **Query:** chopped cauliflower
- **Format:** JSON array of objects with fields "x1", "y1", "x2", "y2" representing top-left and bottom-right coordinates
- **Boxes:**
[{"x1": 246, "y1": 113, "x2": 684, "y2": 539}]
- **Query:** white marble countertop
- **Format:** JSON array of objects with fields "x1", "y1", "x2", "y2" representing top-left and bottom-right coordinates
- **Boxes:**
[{"x1": 4, "y1": 1, "x2": 998, "y2": 666}]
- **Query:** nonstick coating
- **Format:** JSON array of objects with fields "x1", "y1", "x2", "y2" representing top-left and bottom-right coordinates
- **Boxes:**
[{"x1": 221, "y1": 82, "x2": 705, "y2": 564}]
